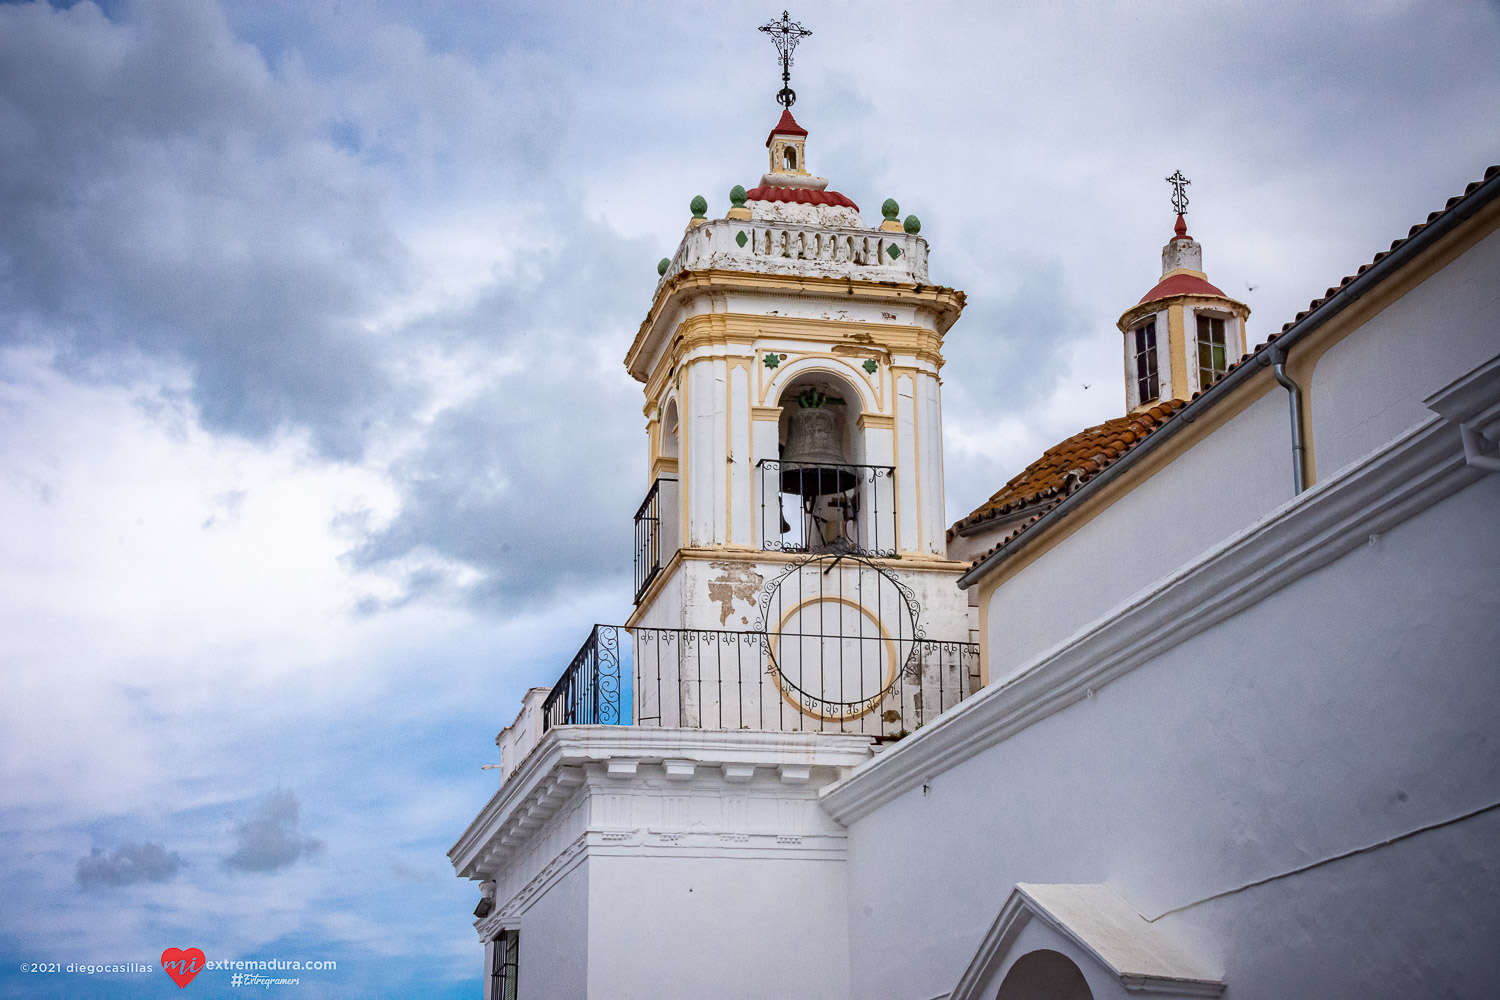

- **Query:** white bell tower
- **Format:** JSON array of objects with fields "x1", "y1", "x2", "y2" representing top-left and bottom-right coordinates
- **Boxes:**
[{"x1": 622, "y1": 99, "x2": 976, "y2": 735}]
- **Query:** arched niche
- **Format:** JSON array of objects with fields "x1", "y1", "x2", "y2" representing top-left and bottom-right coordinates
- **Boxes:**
[
  {"x1": 996, "y1": 950, "x2": 1095, "y2": 1000},
  {"x1": 660, "y1": 398, "x2": 680, "y2": 462},
  {"x1": 774, "y1": 368, "x2": 866, "y2": 466},
  {"x1": 769, "y1": 368, "x2": 874, "y2": 552}
]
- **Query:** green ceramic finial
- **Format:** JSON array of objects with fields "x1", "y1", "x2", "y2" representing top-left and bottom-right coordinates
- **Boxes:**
[
  {"x1": 881, "y1": 198, "x2": 900, "y2": 220},
  {"x1": 690, "y1": 195, "x2": 708, "y2": 219},
  {"x1": 730, "y1": 185, "x2": 747, "y2": 208},
  {"x1": 904, "y1": 215, "x2": 921, "y2": 234},
  {"x1": 657, "y1": 257, "x2": 670, "y2": 275}
]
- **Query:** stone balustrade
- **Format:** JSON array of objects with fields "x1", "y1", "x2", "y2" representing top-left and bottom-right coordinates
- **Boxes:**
[{"x1": 655, "y1": 218, "x2": 929, "y2": 294}]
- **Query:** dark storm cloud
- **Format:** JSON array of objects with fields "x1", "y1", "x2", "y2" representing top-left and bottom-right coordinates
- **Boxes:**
[
  {"x1": 223, "y1": 790, "x2": 323, "y2": 873},
  {"x1": 0, "y1": 0, "x2": 415, "y2": 457},
  {"x1": 75, "y1": 841, "x2": 182, "y2": 889}
]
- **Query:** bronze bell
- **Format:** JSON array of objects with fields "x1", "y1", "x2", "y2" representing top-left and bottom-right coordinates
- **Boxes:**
[{"x1": 781, "y1": 403, "x2": 856, "y2": 497}]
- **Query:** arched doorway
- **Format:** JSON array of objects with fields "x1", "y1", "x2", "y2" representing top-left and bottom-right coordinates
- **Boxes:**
[{"x1": 995, "y1": 949, "x2": 1094, "y2": 1000}]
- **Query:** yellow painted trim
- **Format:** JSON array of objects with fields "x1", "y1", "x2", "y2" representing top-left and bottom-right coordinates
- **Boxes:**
[
  {"x1": 1287, "y1": 191, "x2": 1500, "y2": 487},
  {"x1": 857, "y1": 413, "x2": 896, "y2": 431},
  {"x1": 976, "y1": 594, "x2": 990, "y2": 689},
  {"x1": 626, "y1": 270, "x2": 966, "y2": 382},
  {"x1": 974, "y1": 367, "x2": 1279, "y2": 605},
  {"x1": 759, "y1": 351, "x2": 889, "y2": 412},
  {"x1": 750, "y1": 405, "x2": 784, "y2": 422},
  {"x1": 1118, "y1": 293, "x2": 1250, "y2": 335},
  {"x1": 1167, "y1": 304, "x2": 1189, "y2": 401}
]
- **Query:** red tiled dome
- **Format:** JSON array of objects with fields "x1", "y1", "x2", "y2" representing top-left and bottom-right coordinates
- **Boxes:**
[
  {"x1": 745, "y1": 186, "x2": 860, "y2": 212},
  {"x1": 1138, "y1": 272, "x2": 1227, "y2": 304}
]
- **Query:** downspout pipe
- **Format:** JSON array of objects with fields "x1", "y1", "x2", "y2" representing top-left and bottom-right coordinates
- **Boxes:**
[{"x1": 1267, "y1": 344, "x2": 1307, "y2": 494}]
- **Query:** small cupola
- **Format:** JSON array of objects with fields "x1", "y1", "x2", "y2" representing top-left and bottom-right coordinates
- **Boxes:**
[
  {"x1": 767, "y1": 108, "x2": 809, "y2": 177},
  {"x1": 1116, "y1": 171, "x2": 1251, "y2": 413}
]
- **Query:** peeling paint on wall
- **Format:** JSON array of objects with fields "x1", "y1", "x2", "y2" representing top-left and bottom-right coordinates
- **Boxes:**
[{"x1": 707, "y1": 561, "x2": 764, "y2": 625}]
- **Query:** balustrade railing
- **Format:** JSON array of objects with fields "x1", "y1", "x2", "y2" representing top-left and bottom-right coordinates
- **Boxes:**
[
  {"x1": 542, "y1": 624, "x2": 979, "y2": 738},
  {"x1": 653, "y1": 219, "x2": 930, "y2": 297},
  {"x1": 757, "y1": 460, "x2": 896, "y2": 556},
  {"x1": 633, "y1": 477, "x2": 678, "y2": 604}
]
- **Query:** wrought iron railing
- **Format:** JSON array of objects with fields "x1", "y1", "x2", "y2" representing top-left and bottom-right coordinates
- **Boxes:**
[
  {"x1": 542, "y1": 626, "x2": 625, "y2": 730},
  {"x1": 542, "y1": 624, "x2": 978, "y2": 737},
  {"x1": 756, "y1": 460, "x2": 896, "y2": 556},
  {"x1": 633, "y1": 477, "x2": 678, "y2": 605}
]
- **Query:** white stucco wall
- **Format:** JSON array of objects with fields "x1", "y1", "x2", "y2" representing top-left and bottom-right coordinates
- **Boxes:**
[
  {"x1": 515, "y1": 858, "x2": 590, "y2": 999},
  {"x1": 585, "y1": 854, "x2": 852, "y2": 1000},
  {"x1": 984, "y1": 387, "x2": 1290, "y2": 680},
  {"x1": 842, "y1": 474, "x2": 1500, "y2": 999},
  {"x1": 1310, "y1": 227, "x2": 1500, "y2": 478}
]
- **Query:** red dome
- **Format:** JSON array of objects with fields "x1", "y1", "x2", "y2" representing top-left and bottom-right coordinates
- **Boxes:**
[
  {"x1": 745, "y1": 186, "x2": 860, "y2": 211},
  {"x1": 1138, "y1": 272, "x2": 1226, "y2": 304}
]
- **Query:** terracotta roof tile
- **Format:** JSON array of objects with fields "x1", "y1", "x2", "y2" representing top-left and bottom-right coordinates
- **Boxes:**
[
  {"x1": 766, "y1": 109, "x2": 809, "y2": 145},
  {"x1": 948, "y1": 401, "x2": 1186, "y2": 540},
  {"x1": 1273, "y1": 164, "x2": 1500, "y2": 336}
]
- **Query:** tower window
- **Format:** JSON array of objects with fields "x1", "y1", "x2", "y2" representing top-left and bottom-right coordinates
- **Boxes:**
[
  {"x1": 490, "y1": 930, "x2": 518, "y2": 1000},
  {"x1": 783, "y1": 145, "x2": 797, "y2": 171},
  {"x1": 1196, "y1": 314, "x2": 1228, "y2": 387},
  {"x1": 1133, "y1": 321, "x2": 1159, "y2": 404}
]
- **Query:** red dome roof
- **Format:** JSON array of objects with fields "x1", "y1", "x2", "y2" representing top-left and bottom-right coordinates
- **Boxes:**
[
  {"x1": 745, "y1": 186, "x2": 860, "y2": 211},
  {"x1": 1138, "y1": 272, "x2": 1227, "y2": 304},
  {"x1": 766, "y1": 109, "x2": 808, "y2": 146}
]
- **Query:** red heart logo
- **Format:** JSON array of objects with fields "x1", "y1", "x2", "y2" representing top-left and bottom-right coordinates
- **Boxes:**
[{"x1": 160, "y1": 948, "x2": 206, "y2": 988}]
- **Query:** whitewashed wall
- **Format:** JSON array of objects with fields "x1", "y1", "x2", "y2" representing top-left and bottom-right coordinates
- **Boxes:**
[
  {"x1": 586, "y1": 853, "x2": 852, "y2": 1000},
  {"x1": 1310, "y1": 228, "x2": 1500, "y2": 477},
  {"x1": 838, "y1": 474, "x2": 1500, "y2": 999},
  {"x1": 512, "y1": 861, "x2": 589, "y2": 999},
  {"x1": 983, "y1": 386, "x2": 1289, "y2": 681}
]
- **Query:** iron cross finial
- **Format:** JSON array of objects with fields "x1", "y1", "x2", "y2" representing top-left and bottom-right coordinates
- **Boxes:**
[
  {"x1": 759, "y1": 10, "x2": 812, "y2": 109},
  {"x1": 1166, "y1": 170, "x2": 1191, "y2": 217}
]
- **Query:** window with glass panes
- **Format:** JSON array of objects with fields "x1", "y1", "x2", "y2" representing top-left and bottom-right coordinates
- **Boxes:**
[
  {"x1": 1196, "y1": 314, "x2": 1229, "y2": 387},
  {"x1": 490, "y1": 930, "x2": 518, "y2": 1000},
  {"x1": 1133, "y1": 321, "x2": 1159, "y2": 404}
]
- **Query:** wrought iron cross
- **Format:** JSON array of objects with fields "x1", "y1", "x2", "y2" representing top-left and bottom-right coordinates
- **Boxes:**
[
  {"x1": 1166, "y1": 170, "x2": 1191, "y2": 217},
  {"x1": 760, "y1": 10, "x2": 812, "y2": 108}
]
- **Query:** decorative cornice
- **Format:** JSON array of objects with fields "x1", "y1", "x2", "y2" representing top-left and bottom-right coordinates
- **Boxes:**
[
  {"x1": 453, "y1": 727, "x2": 874, "y2": 878},
  {"x1": 822, "y1": 398, "x2": 1495, "y2": 824},
  {"x1": 627, "y1": 270, "x2": 965, "y2": 382}
]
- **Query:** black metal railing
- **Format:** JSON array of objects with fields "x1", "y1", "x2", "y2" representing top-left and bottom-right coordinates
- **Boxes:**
[
  {"x1": 543, "y1": 624, "x2": 978, "y2": 737},
  {"x1": 633, "y1": 477, "x2": 678, "y2": 605},
  {"x1": 542, "y1": 626, "x2": 625, "y2": 730},
  {"x1": 756, "y1": 460, "x2": 896, "y2": 556}
]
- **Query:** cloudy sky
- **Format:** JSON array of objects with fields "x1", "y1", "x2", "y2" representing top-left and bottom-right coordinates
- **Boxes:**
[{"x1": 0, "y1": 1, "x2": 1496, "y2": 996}]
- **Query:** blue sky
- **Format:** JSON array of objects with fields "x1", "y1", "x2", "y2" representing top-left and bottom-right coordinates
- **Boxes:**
[{"x1": 0, "y1": 1, "x2": 1497, "y2": 996}]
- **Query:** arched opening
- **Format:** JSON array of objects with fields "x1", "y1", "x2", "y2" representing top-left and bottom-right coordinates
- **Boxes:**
[
  {"x1": 996, "y1": 949, "x2": 1094, "y2": 1000},
  {"x1": 783, "y1": 145, "x2": 798, "y2": 171},
  {"x1": 660, "y1": 399, "x2": 679, "y2": 462},
  {"x1": 772, "y1": 370, "x2": 868, "y2": 552}
]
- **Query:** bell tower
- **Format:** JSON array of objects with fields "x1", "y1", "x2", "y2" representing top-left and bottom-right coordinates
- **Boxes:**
[
  {"x1": 1116, "y1": 171, "x2": 1251, "y2": 412},
  {"x1": 620, "y1": 16, "x2": 976, "y2": 735}
]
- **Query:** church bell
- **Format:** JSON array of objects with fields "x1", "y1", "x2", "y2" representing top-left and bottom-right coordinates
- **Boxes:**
[{"x1": 780, "y1": 400, "x2": 857, "y2": 497}]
